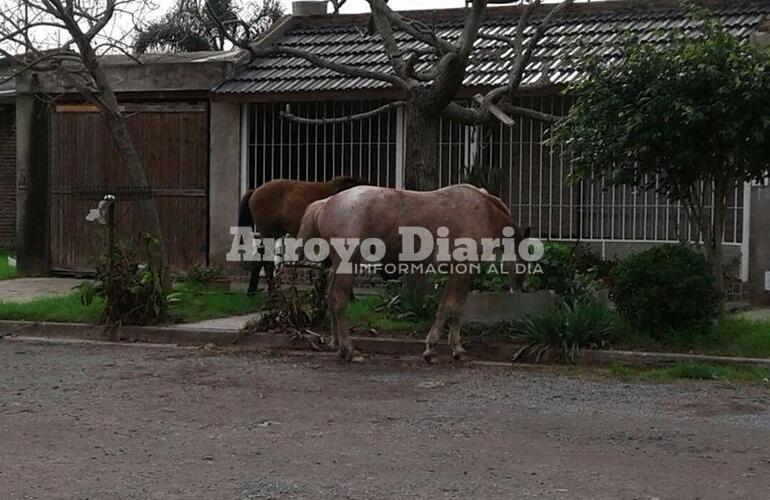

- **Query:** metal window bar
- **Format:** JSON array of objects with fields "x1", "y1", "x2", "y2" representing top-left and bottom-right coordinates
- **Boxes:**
[{"x1": 244, "y1": 98, "x2": 744, "y2": 247}]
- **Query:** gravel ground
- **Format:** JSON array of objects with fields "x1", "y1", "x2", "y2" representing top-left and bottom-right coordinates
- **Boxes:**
[{"x1": 1, "y1": 338, "x2": 769, "y2": 500}]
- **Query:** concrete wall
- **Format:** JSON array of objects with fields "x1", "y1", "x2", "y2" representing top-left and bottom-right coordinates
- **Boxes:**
[
  {"x1": 0, "y1": 105, "x2": 15, "y2": 249},
  {"x1": 209, "y1": 101, "x2": 242, "y2": 269},
  {"x1": 580, "y1": 240, "x2": 742, "y2": 277},
  {"x1": 748, "y1": 185, "x2": 770, "y2": 305},
  {"x1": 33, "y1": 58, "x2": 239, "y2": 96},
  {"x1": 15, "y1": 93, "x2": 50, "y2": 275}
]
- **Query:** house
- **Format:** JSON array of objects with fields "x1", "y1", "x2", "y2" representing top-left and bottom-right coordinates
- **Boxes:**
[
  {"x1": 0, "y1": 59, "x2": 16, "y2": 250},
  {"x1": 4, "y1": 50, "x2": 243, "y2": 273},
  {"x1": 2, "y1": 0, "x2": 770, "y2": 303},
  {"x1": 208, "y1": 0, "x2": 770, "y2": 303}
]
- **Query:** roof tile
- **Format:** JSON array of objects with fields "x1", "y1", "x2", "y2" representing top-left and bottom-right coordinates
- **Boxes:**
[{"x1": 216, "y1": 0, "x2": 770, "y2": 95}]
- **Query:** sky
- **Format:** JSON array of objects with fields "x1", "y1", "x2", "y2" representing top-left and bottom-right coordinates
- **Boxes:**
[
  {"x1": 1, "y1": 0, "x2": 577, "y2": 53},
  {"x1": 144, "y1": 0, "x2": 469, "y2": 18},
  {"x1": 296, "y1": 0, "x2": 467, "y2": 14}
]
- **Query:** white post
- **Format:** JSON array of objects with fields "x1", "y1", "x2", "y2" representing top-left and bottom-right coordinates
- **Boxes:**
[
  {"x1": 239, "y1": 103, "x2": 249, "y2": 195},
  {"x1": 741, "y1": 181, "x2": 752, "y2": 282},
  {"x1": 395, "y1": 107, "x2": 405, "y2": 189}
]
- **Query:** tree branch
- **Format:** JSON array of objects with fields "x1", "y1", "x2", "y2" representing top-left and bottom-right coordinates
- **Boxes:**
[
  {"x1": 366, "y1": 0, "x2": 455, "y2": 54},
  {"x1": 280, "y1": 101, "x2": 405, "y2": 125},
  {"x1": 457, "y1": 0, "x2": 488, "y2": 61},
  {"x1": 206, "y1": 4, "x2": 409, "y2": 91},
  {"x1": 499, "y1": 102, "x2": 561, "y2": 123}
]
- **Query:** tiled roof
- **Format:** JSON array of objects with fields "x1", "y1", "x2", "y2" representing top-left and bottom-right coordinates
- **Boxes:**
[{"x1": 215, "y1": 0, "x2": 770, "y2": 96}]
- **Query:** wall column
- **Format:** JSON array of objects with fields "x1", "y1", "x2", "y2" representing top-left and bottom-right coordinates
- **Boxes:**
[
  {"x1": 209, "y1": 101, "x2": 242, "y2": 269},
  {"x1": 16, "y1": 93, "x2": 49, "y2": 275},
  {"x1": 748, "y1": 184, "x2": 770, "y2": 305}
]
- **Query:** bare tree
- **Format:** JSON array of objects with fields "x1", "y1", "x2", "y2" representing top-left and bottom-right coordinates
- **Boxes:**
[
  {"x1": 211, "y1": 0, "x2": 574, "y2": 189},
  {"x1": 1, "y1": 0, "x2": 167, "y2": 278}
]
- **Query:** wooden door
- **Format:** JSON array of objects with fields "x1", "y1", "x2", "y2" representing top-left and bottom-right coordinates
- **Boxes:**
[{"x1": 49, "y1": 103, "x2": 209, "y2": 273}]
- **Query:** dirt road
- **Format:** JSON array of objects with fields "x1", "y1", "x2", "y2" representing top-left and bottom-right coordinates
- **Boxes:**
[{"x1": 1, "y1": 339, "x2": 769, "y2": 499}]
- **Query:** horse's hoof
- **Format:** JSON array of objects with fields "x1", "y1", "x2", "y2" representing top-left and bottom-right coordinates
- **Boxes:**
[
  {"x1": 422, "y1": 349, "x2": 437, "y2": 364},
  {"x1": 452, "y1": 347, "x2": 467, "y2": 362},
  {"x1": 339, "y1": 348, "x2": 364, "y2": 363}
]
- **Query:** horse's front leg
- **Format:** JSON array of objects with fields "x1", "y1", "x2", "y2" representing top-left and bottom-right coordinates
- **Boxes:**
[
  {"x1": 327, "y1": 271, "x2": 338, "y2": 349},
  {"x1": 264, "y1": 261, "x2": 277, "y2": 295},
  {"x1": 329, "y1": 273, "x2": 361, "y2": 362},
  {"x1": 247, "y1": 262, "x2": 263, "y2": 295}
]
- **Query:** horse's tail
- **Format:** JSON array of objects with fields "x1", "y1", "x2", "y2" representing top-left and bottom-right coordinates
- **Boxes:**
[
  {"x1": 297, "y1": 199, "x2": 327, "y2": 241},
  {"x1": 238, "y1": 190, "x2": 254, "y2": 229}
]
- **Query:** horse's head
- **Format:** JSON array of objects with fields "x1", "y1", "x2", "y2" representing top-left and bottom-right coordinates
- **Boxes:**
[{"x1": 330, "y1": 176, "x2": 368, "y2": 193}]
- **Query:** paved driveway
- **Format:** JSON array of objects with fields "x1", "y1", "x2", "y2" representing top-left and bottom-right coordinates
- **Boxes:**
[
  {"x1": 0, "y1": 278, "x2": 84, "y2": 302},
  {"x1": 1, "y1": 339, "x2": 769, "y2": 499}
]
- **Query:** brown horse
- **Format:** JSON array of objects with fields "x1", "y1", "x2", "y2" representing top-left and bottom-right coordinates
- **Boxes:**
[
  {"x1": 297, "y1": 184, "x2": 529, "y2": 362},
  {"x1": 238, "y1": 176, "x2": 366, "y2": 294}
]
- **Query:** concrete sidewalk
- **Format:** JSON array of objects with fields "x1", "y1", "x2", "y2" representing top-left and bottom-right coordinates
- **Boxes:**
[
  {"x1": 0, "y1": 278, "x2": 85, "y2": 303},
  {"x1": 174, "y1": 313, "x2": 261, "y2": 331},
  {"x1": 738, "y1": 308, "x2": 770, "y2": 321}
]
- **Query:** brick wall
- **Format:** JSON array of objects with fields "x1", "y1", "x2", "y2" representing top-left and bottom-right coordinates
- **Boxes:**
[{"x1": 0, "y1": 106, "x2": 16, "y2": 249}]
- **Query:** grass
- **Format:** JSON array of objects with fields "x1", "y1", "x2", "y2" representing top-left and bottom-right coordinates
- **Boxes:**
[
  {"x1": 0, "y1": 284, "x2": 266, "y2": 324},
  {"x1": 346, "y1": 294, "x2": 432, "y2": 334},
  {"x1": 609, "y1": 362, "x2": 770, "y2": 383},
  {"x1": 0, "y1": 251, "x2": 18, "y2": 280},
  {"x1": 1, "y1": 277, "x2": 768, "y2": 362},
  {"x1": 0, "y1": 293, "x2": 104, "y2": 323},
  {"x1": 168, "y1": 287, "x2": 265, "y2": 323},
  {"x1": 614, "y1": 316, "x2": 770, "y2": 359}
]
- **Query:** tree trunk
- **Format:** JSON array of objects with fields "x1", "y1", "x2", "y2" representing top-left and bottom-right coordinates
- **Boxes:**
[
  {"x1": 89, "y1": 62, "x2": 169, "y2": 287},
  {"x1": 709, "y1": 179, "x2": 730, "y2": 299},
  {"x1": 404, "y1": 107, "x2": 441, "y2": 191}
]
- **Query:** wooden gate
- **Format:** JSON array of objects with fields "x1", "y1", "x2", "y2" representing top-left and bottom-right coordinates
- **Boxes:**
[{"x1": 49, "y1": 103, "x2": 208, "y2": 273}]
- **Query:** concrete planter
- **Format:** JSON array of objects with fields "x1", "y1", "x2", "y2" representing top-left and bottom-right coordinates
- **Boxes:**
[{"x1": 462, "y1": 291, "x2": 556, "y2": 325}]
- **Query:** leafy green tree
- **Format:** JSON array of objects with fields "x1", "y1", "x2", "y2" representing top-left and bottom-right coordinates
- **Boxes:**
[
  {"x1": 554, "y1": 13, "x2": 770, "y2": 293},
  {"x1": 134, "y1": 0, "x2": 283, "y2": 54}
]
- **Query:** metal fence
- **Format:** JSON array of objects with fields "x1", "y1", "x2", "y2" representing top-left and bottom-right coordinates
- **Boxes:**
[
  {"x1": 242, "y1": 97, "x2": 745, "y2": 248},
  {"x1": 241, "y1": 100, "x2": 401, "y2": 195},
  {"x1": 436, "y1": 95, "x2": 745, "y2": 246}
]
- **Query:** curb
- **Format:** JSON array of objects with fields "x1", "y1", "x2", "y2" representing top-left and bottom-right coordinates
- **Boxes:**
[{"x1": 2, "y1": 320, "x2": 770, "y2": 369}]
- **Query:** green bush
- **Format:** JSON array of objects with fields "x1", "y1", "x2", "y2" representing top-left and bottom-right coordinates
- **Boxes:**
[
  {"x1": 472, "y1": 263, "x2": 510, "y2": 292},
  {"x1": 79, "y1": 233, "x2": 170, "y2": 326},
  {"x1": 513, "y1": 300, "x2": 623, "y2": 363},
  {"x1": 377, "y1": 276, "x2": 442, "y2": 321},
  {"x1": 525, "y1": 242, "x2": 612, "y2": 305},
  {"x1": 610, "y1": 244, "x2": 720, "y2": 336},
  {"x1": 184, "y1": 265, "x2": 228, "y2": 287}
]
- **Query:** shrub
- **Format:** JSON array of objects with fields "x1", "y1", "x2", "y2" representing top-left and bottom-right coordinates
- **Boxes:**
[
  {"x1": 610, "y1": 244, "x2": 720, "y2": 336},
  {"x1": 253, "y1": 268, "x2": 328, "y2": 331},
  {"x1": 525, "y1": 242, "x2": 612, "y2": 305},
  {"x1": 79, "y1": 233, "x2": 170, "y2": 326},
  {"x1": 185, "y1": 265, "x2": 228, "y2": 287},
  {"x1": 377, "y1": 276, "x2": 442, "y2": 321},
  {"x1": 513, "y1": 300, "x2": 622, "y2": 363},
  {"x1": 472, "y1": 263, "x2": 510, "y2": 292}
]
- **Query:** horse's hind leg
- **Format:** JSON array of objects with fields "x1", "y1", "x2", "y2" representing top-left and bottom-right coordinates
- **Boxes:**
[
  {"x1": 424, "y1": 273, "x2": 470, "y2": 363},
  {"x1": 423, "y1": 278, "x2": 452, "y2": 363},
  {"x1": 329, "y1": 272, "x2": 361, "y2": 362},
  {"x1": 447, "y1": 274, "x2": 472, "y2": 361}
]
